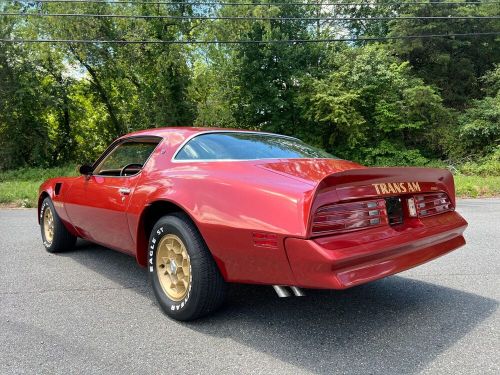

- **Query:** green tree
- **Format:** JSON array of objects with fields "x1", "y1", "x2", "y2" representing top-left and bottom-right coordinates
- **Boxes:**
[
  {"x1": 190, "y1": 60, "x2": 237, "y2": 127},
  {"x1": 0, "y1": 9, "x2": 52, "y2": 169},
  {"x1": 299, "y1": 45, "x2": 453, "y2": 165},
  {"x1": 1, "y1": 0, "x2": 498, "y2": 171},
  {"x1": 203, "y1": 2, "x2": 326, "y2": 137},
  {"x1": 456, "y1": 65, "x2": 500, "y2": 157},
  {"x1": 389, "y1": 2, "x2": 500, "y2": 108}
]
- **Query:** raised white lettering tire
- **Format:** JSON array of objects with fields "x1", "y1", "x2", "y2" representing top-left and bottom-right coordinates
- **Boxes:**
[
  {"x1": 40, "y1": 197, "x2": 77, "y2": 253},
  {"x1": 148, "y1": 213, "x2": 227, "y2": 321}
]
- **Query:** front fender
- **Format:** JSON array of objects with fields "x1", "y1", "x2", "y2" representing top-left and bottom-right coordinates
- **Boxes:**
[{"x1": 38, "y1": 177, "x2": 79, "y2": 236}]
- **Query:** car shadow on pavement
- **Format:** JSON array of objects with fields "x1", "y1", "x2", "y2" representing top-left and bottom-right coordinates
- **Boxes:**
[{"x1": 67, "y1": 240, "x2": 497, "y2": 375}]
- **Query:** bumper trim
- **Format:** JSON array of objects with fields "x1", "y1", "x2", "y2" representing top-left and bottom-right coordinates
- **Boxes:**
[{"x1": 285, "y1": 212, "x2": 467, "y2": 289}]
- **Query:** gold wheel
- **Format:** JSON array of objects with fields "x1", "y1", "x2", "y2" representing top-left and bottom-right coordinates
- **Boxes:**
[
  {"x1": 156, "y1": 234, "x2": 191, "y2": 301},
  {"x1": 43, "y1": 206, "x2": 55, "y2": 244}
]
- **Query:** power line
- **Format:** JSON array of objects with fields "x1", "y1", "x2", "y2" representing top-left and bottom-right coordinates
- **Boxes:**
[
  {"x1": 6, "y1": 0, "x2": 498, "y2": 5},
  {"x1": 1, "y1": 31, "x2": 499, "y2": 44},
  {"x1": 2, "y1": 12, "x2": 499, "y2": 20}
]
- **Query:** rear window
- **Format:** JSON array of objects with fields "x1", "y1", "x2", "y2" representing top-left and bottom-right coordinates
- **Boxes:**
[{"x1": 174, "y1": 132, "x2": 335, "y2": 161}]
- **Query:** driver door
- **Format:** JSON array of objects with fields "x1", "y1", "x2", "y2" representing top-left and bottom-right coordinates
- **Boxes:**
[{"x1": 65, "y1": 138, "x2": 160, "y2": 253}]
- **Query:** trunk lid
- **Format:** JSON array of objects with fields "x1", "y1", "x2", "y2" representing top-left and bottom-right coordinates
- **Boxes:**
[
  {"x1": 258, "y1": 160, "x2": 456, "y2": 238},
  {"x1": 256, "y1": 158, "x2": 364, "y2": 185},
  {"x1": 258, "y1": 160, "x2": 454, "y2": 205},
  {"x1": 312, "y1": 166, "x2": 456, "y2": 208}
]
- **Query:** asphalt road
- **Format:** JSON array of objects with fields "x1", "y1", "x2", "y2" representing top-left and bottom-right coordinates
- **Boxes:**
[{"x1": 0, "y1": 200, "x2": 499, "y2": 375}]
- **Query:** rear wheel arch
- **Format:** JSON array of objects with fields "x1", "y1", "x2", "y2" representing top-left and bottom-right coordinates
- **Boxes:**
[{"x1": 136, "y1": 200, "x2": 203, "y2": 267}]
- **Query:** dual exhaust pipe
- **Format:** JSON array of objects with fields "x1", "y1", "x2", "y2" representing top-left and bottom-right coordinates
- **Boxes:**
[{"x1": 273, "y1": 285, "x2": 305, "y2": 298}]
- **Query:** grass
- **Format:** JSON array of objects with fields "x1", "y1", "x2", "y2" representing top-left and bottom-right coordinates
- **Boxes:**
[
  {"x1": 454, "y1": 175, "x2": 500, "y2": 198},
  {"x1": 0, "y1": 166, "x2": 498, "y2": 208},
  {"x1": 0, "y1": 166, "x2": 77, "y2": 208}
]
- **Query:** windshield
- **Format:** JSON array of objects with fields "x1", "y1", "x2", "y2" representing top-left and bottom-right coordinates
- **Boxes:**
[{"x1": 174, "y1": 132, "x2": 335, "y2": 161}]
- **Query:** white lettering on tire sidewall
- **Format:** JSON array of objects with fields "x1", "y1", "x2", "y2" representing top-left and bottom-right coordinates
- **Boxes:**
[
  {"x1": 40, "y1": 201, "x2": 52, "y2": 248},
  {"x1": 149, "y1": 225, "x2": 192, "y2": 312}
]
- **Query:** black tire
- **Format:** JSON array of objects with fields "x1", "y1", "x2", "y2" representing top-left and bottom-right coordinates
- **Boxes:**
[
  {"x1": 148, "y1": 213, "x2": 227, "y2": 321},
  {"x1": 40, "y1": 197, "x2": 77, "y2": 253}
]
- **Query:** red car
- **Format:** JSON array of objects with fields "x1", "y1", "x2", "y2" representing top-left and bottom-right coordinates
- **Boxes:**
[{"x1": 38, "y1": 127, "x2": 467, "y2": 320}]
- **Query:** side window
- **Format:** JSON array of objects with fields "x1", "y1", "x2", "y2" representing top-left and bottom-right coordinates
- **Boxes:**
[{"x1": 94, "y1": 140, "x2": 159, "y2": 176}]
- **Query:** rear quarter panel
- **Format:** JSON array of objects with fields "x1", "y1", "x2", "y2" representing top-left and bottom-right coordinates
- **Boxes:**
[{"x1": 129, "y1": 161, "x2": 315, "y2": 285}]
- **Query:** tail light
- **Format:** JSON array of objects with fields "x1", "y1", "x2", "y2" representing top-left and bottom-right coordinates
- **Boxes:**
[
  {"x1": 414, "y1": 193, "x2": 454, "y2": 217},
  {"x1": 311, "y1": 199, "x2": 388, "y2": 236}
]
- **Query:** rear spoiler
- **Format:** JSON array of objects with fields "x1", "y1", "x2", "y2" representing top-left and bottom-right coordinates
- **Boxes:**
[{"x1": 311, "y1": 167, "x2": 456, "y2": 214}]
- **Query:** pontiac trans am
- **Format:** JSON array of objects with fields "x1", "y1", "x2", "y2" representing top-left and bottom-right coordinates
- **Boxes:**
[{"x1": 38, "y1": 127, "x2": 468, "y2": 320}]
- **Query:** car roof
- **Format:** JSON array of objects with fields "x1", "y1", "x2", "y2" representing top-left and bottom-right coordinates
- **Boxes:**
[{"x1": 119, "y1": 127, "x2": 252, "y2": 141}]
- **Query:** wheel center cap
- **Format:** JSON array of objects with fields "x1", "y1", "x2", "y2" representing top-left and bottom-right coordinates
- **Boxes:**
[{"x1": 170, "y1": 260, "x2": 177, "y2": 274}]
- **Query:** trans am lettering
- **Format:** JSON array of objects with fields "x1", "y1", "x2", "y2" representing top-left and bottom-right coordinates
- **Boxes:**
[{"x1": 372, "y1": 182, "x2": 421, "y2": 195}]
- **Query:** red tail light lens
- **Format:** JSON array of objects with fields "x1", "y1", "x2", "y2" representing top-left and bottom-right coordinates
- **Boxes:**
[
  {"x1": 312, "y1": 199, "x2": 388, "y2": 236},
  {"x1": 414, "y1": 193, "x2": 454, "y2": 217}
]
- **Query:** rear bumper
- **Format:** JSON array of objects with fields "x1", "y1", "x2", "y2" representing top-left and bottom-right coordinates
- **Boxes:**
[{"x1": 285, "y1": 211, "x2": 467, "y2": 289}]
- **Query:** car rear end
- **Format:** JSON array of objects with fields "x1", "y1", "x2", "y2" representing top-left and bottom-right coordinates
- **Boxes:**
[{"x1": 285, "y1": 167, "x2": 467, "y2": 289}]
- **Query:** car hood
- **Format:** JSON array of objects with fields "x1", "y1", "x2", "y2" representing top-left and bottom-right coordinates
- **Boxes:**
[{"x1": 256, "y1": 158, "x2": 364, "y2": 185}]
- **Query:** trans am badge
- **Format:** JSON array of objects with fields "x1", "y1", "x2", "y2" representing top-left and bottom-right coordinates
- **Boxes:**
[{"x1": 372, "y1": 182, "x2": 422, "y2": 195}]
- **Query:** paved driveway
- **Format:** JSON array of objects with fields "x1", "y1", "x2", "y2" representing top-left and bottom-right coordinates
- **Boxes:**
[{"x1": 0, "y1": 200, "x2": 498, "y2": 374}]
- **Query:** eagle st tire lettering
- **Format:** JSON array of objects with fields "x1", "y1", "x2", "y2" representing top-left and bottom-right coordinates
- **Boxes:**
[
  {"x1": 40, "y1": 201, "x2": 52, "y2": 248},
  {"x1": 149, "y1": 224, "x2": 192, "y2": 312}
]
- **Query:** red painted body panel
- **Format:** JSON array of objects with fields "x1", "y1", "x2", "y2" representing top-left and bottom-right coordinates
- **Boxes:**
[
  {"x1": 38, "y1": 177, "x2": 80, "y2": 238},
  {"x1": 285, "y1": 211, "x2": 467, "y2": 289},
  {"x1": 63, "y1": 175, "x2": 139, "y2": 253},
  {"x1": 38, "y1": 127, "x2": 468, "y2": 289}
]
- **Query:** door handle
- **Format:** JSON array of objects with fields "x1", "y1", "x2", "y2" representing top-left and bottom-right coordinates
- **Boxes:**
[{"x1": 119, "y1": 188, "x2": 131, "y2": 195}]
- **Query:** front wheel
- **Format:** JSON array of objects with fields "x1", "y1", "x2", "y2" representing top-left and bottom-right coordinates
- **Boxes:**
[
  {"x1": 40, "y1": 197, "x2": 77, "y2": 253},
  {"x1": 148, "y1": 213, "x2": 227, "y2": 321}
]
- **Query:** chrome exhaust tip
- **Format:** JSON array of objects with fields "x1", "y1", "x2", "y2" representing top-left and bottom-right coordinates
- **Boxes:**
[
  {"x1": 273, "y1": 285, "x2": 291, "y2": 298},
  {"x1": 272, "y1": 285, "x2": 305, "y2": 297},
  {"x1": 290, "y1": 286, "x2": 305, "y2": 297}
]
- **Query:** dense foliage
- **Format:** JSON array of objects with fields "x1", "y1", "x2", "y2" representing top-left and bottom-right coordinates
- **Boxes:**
[{"x1": 0, "y1": 0, "x2": 499, "y2": 170}]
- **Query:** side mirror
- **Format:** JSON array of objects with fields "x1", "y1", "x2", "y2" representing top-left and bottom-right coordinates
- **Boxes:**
[{"x1": 79, "y1": 164, "x2": 93, "y2": 176}]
